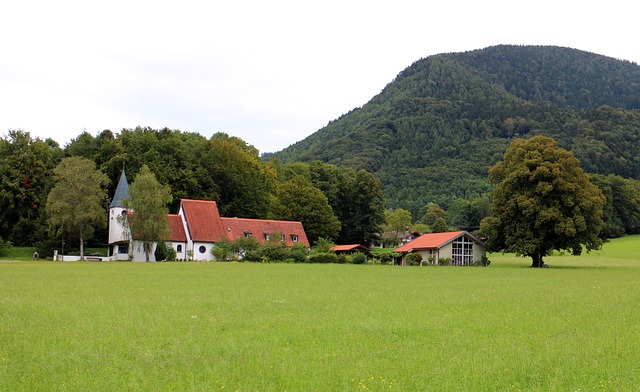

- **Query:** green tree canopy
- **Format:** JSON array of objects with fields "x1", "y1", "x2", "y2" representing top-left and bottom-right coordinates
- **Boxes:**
[
  {"x1": 46, "y1": 157, "x2": 109, "y2": 260},
  {"x1": 419, "y1": 203, "x2": 446, "y2": 227},
  {"x1": 480, "y1": 136, "x2": 606, "y2": 267},
  {"x1": 0, "y1": 130, "x2": 62, "y2": 245},
  {"x1": 384, "y1": 208, "x2": 412, "y2": 245},
  {"x1": 589, "y1": 174, "x2": 640, "y2": 238},
  {"x1": 430, "y1": 217, "x2": 450, "y2": 233},
  {"x1": 274, "y1": 161, "x2": 385, "y2": 246},
  {"x1": 269, "y1": 175, "x2": 341, "y2": 244},
  {"x1": 337, "y1": 169, "x2": 386, "y2": 246},
  {"x1": 123, "y1": 165, "x2": 173, "y2": 262}
]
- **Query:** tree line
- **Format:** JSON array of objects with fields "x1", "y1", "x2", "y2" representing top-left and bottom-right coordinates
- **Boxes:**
[{"x1": 3, "y1": 126, "x2": 639, "y2": 261}]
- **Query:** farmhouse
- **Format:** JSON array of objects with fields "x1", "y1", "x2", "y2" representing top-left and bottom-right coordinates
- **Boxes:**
[
  {"x1": 393, "y1": 231, "x2": 486, "y2": 266},
  {"x1": 108, "y1": 170, "x2": 309, "y2": 261}
]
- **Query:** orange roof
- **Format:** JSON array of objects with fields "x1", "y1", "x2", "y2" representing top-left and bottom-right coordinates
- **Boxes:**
[
  {"x1": 180, "y1": 199, "x2": 227, "y2": 242},
  {"x1": 394, "y1": 231, "x2": 468, "y2": 253},
  {"x1": 166, "y1": 214, "x2": 187, "y2": 242},
  {"x1": 220, "y1": 217, "x2": 310, "y2": 247},
  {"x1": 332, "y1": 244, "x2": 369, "y2": 252}
]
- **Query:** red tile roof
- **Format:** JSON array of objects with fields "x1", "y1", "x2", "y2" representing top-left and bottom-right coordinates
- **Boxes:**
[
  {"x1": 167, "y1": 214, "x2": 187, "y2": 242},
  {"x1": 220, "y1": 217, "x2": 310, "y2": 247},
  {"x1": 332, "y1": 244, "x2": 369, "y2": 252},
  {"x1": 393, "y1": 231, "x2": 468, "y2": 253},
  {"x1": 180, "y1": 199, "x2": 227, "y2": 242}
]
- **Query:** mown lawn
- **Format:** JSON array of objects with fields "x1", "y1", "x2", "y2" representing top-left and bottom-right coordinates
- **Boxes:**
[{"x1": 1, "y1": 236, "x2": 639, "y2": 391}]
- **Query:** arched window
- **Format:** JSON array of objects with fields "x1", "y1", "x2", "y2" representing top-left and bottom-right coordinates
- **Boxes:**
[{"x1": 177, "y1": 245, "x2": 182, "y2": 253}]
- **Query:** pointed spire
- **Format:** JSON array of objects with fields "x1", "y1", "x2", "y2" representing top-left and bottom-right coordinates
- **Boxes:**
[{"x1": 109, "y1": 168, "x2": 130, "y2": 208}]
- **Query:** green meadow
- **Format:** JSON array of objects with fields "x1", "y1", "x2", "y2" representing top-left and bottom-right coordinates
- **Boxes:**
[{"x1": 1, "y1": 237, "x2": 639, "y2": 391}]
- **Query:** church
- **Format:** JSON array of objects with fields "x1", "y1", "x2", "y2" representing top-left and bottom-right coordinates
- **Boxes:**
[{"x1": 108, "y1": 170, "x2": 310, "y2": 261}]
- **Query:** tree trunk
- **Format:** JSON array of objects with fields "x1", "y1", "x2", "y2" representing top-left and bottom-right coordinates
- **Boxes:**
[
  {"x1": 531, "y1": 252, "x2": 544, "y2": 268},
  {"x1": 144, "y1": 242, "x2": 151, "y2": 262},
  {"x1": 80, "y1": 233, "x2": 84, "y2": 261}
]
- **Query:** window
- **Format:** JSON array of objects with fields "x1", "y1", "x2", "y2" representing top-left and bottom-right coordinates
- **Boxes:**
[
  {"x1": 176, "y1": 244, "x2": 182, "y2": 253},
  {"x1": 199, "y1": 245, "x2": 206, "y2": 254},
  {"x1": 264, "y1": 233, "x2": 270, "y2": 241},
  {"x1": 291, "y1": 234, "x2": 298, "y2": 243},
  {"x1": 451, "y1": 236, "x2": 474, "y2": 266},
  {"x1": 244, "y1": 232, "x2": 252, "y2": 238},
  {"x1": 118, "y1": 244, "x2": 129, "y2": 254}
]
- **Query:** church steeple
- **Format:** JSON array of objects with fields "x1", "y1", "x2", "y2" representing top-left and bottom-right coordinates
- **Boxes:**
[
  {"x1": 108, "y1": 168, "x2": 132, "y2": 259},
  {"x1": 109, "y1": 169, "x2": 130, "y2": 208}
]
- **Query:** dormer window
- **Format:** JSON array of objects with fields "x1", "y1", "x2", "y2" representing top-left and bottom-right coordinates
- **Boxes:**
[
  {"x1": 291, "y1": 234, "x2": 298, "y2": 243},
  {"x1": 244, "y1": 232, "x2": 252, "y2": 238},
  {"x1": 264, "y1": 233, "x2": 270, "y2": 241}
]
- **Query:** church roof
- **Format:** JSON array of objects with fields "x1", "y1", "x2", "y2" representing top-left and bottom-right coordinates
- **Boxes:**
[
  {"x1": 166, "y1": 214, "x2": 187, "y2": 242},
  {"x1": 109, "y1": 169, "x2": 130, "y2": 208},
  {"x1": 221, "y1": 217, "x2": 310, "y2": 247},
  {"x1": 179, "y1": 199, "x2": 227, "y2": 242}
]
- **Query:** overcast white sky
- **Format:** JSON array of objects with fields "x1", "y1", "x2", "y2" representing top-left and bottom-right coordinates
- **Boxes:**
[{"x1": 1, "y1": 0, "x2": 638, "y2": 154}]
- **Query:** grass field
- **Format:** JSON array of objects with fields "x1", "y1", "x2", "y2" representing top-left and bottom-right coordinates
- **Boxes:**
[{"x1": 1, "y1": 237, "x2": 639, "y2": 391}]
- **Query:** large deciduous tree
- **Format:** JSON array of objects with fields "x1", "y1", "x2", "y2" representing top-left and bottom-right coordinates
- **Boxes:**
[
  {"x1": 270, "y1": 175, "x2": 340, "y2": 245},
  {"x1": 46, "y1": 157, "x2": 109, "y2": 260},
  {"x1": 480, "y1": 136, "x2": 605, "y2": 267},
  {"x1": 122, "y1": 165, "x2": 173, "y2": 262},
  {"x1": 1, "y1": 130, "x2": 62, "y2": 246},
  {"x1": 337, "y1": 169, "x2": 386, "y2": 246}
]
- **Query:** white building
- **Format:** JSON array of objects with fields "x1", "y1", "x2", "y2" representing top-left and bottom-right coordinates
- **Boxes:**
[{"x1": 108, "y1": 170, "x2": 309, "y2": 261}]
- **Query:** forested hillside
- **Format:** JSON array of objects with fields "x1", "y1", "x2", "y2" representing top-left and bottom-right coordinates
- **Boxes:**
[{"x1": 274, "y1": 45, "x2": 640, "y2": 221}]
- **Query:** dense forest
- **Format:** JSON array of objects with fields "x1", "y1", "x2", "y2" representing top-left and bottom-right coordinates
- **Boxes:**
[
  {"x1": 273, "y1": 45, "x2": 640, "y2": 232},
  {"x1": 0, "y1": 129, "x2": 385, "y2": 251}
]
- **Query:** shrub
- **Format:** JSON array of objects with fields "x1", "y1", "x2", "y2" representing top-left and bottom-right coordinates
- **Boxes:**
[
  {"x1": 232, "y1": 236, "x2": 260, "y2": 255},
  {"x1": 438, "y1": 257, "x2": 451, "y2": 266},
  {"x1": 378, "y1": 253, "x2": 392, "y2": 265},
  {"x1": 211, "y1": 238, "x2": 236, "y2": 261},
  {"x1": 348, "y1": 252, "x2": 367, "y2": 265},
  {"x1": 155, "y1": 241, "x2": 177, "y2": 261},
  {"x1": 308, "y1": 253, "x2": 338, "y2": 264},
  {"x1": 471, "y1": 256, "x2": 491, "y2": 267},
  {"x1": 257, "y1": 241, "x2": 289, "y2": 262},
  {"x1": 312, "y1": 237, "x2": 336, "y2": 254},
  {"x1": 0, "y1": 237, "x2": 13, "y2": 257},
  {"x1": 288, "y1": 243, "x2": 309, "y2": 263},
  {"x1": 367, "y1": 258, "x2": 381, "y2": 265},
  {"x1": 244, "y1": 250, "x2": 261, "y2": 262},
  {"x1": 404, "y1": 253, "x2": 423, "y2": 266}
]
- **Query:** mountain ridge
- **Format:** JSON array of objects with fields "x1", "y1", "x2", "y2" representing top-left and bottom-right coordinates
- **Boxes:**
[{"x1": 273, "y1": 45, "x2": 640, "y2": 216}]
